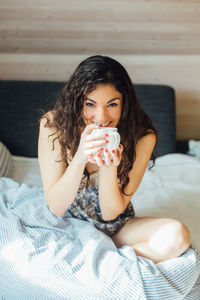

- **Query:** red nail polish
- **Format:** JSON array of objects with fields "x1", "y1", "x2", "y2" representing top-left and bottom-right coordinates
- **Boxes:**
[
  {"x1": 100, "y1": 148, "x2": 104, "y2": 151},
  {"x1": 105, "y1": 148, "x2": 108, "y2": 153},
  {"x1": 105, "y1": 140, "x2": 109, "y2": 143},
  {"x1": 111, "y1": 149, "x2": 115, "y2": 153},
  {"x1": 105, "y1": 133, "x2": 109, "y2": 137},
  {"x1": 99, "y1": 124, "x2": 103, "y2": 128},
  {"x1": 97, "y1": 153, "x2": 101, "y2": 157}
]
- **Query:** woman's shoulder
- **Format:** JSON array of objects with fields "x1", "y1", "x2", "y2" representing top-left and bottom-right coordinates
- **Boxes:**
[
  {"x1": 39, "y1": 110, "x2": 71, "y2": 161},
  {"x1": 135, "y1": 129, "x2": 156, "y2": 155},
  {"x1": 39, "y1": 110, "x2": 59, "y2": 146},
  {"x1": 136, "y1": 127, "x2": 157, "y2": 143},
  {"x1": 40, "y1": 110, "x2": 56, "y2": 128}
]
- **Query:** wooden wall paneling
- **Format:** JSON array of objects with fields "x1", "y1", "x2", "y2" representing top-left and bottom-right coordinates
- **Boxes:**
[
  {"x1": 0, "y1": 0, "x2": 199, "y2": 139},
  {"x1": 0, "y1": 1, "x2": 200, "y2": 54}
]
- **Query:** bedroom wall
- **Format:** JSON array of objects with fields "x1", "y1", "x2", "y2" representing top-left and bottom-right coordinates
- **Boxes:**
[{"x1": 0, "y1": 0, "x2": 200, "y2": 140}]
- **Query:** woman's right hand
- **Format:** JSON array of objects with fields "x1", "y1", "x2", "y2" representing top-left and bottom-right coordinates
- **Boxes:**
[{"x1": 76, "y1": 123, "x2": 109, "y2": 164}]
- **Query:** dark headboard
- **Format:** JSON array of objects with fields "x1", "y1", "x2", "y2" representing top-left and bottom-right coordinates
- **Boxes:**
[{"x1": 0, "y1": 80, "x2": 176, "y2": 158}]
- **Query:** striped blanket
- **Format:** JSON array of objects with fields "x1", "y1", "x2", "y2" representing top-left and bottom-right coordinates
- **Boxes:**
[{"x1": 0, "y1": 178, "x2": 200, "y2": 299}]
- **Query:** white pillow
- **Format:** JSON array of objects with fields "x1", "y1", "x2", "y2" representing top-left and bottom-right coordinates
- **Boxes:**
[
  {"x1": 0, "y1": 141, "x2": 13, "y2": 177},
  {"x1": 188, "y1": 140, "x2": 200, "y2": 158}
]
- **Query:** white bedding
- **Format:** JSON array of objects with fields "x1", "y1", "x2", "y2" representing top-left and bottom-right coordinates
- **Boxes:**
[
  {"x1": 0, "y1": 178, "x2": 199, "y2": 299},
  {"x1": 11, "y1": 153, "x2": 200, "y2": 253},
  {"x1": 0, "y1": 153, "x2": 199, "y2": 299}
]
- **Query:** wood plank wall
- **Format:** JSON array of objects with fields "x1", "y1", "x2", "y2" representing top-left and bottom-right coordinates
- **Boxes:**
[{"x1": 0, "y1": 0, "x2": 200, "y2": 140}]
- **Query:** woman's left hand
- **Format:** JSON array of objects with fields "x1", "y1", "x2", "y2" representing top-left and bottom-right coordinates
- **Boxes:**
[{"x1": 88, "y1": 144, "x2": 123, "y2": 167}]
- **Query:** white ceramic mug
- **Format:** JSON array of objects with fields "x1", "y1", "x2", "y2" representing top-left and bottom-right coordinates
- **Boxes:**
[{"x1": 89, "y1": 127, "x2": 120, "y2": 159}]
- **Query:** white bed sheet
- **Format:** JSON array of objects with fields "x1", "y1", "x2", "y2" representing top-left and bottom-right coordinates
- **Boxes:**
[{"x1": 11, "y1": 153, "x2": 200, "y2": 253}]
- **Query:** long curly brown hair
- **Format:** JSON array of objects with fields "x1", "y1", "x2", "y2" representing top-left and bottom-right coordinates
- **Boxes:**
[{"x1": 41, "y1": 55, "x2": 158, "y2": 195}]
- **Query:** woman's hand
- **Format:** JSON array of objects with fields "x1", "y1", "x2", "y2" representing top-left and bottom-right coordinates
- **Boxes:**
[
  {"x1": 76, "y1": 123, "x2": 109, "y2": 164},
  {"x1": 88, "y1": 144, "x2": 123, "y2": 168}
]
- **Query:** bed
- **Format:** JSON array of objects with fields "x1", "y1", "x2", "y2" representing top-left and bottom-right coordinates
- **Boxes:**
[{"x1": 0, "y1": 80, "x2": 200, "y2": 299}]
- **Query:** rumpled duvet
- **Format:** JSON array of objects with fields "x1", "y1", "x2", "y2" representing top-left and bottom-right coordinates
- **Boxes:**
[{"x1": 0, "y1": 177, "x2": 200, "y2": 299}]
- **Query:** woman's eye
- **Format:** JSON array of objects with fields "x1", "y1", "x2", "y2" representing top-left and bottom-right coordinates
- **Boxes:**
[
  {"x1": 108, "y1": 103, "x2": 117, "y2": 107},
  {"x1": 85, "y1": 102, "x2": 94, "y2": 107}
]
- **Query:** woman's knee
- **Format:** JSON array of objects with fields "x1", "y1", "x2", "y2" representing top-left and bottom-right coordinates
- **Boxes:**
[
  {"x1": 149, "y1": 219, "x2": 191, "y2": 258},
  {"x1": 174, "y1": 220, "x2": 191, "y2": 252}
]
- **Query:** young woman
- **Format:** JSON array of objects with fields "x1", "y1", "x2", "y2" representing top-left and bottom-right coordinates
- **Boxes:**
[{"x1": 38, "y1": 55, "x2": 190, "y2": 263}]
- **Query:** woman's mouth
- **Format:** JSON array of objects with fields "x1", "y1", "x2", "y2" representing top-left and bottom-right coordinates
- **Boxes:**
[{"x1": 93, "y1": 121, "x2": 111, "y2": 127}]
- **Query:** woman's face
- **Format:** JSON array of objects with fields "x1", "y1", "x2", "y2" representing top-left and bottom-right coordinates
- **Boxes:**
[{"x1": 83, "y1": 84, "x2": 122, "y2": 127}]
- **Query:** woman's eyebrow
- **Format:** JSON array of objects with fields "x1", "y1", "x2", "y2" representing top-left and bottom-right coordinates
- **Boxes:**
[{"x1": 84, "y1": 97, "x2": 120, "y2": 103}]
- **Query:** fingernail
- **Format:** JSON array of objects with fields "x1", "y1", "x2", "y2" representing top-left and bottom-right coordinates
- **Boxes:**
[
  {"x1": 97, "y1": 153, "x2": 101, "y2": 157},
  {"x1": 99, "y1": 124, "x2": 103, "y2": 128},
  {"x1": 105, "y1": 148, "x2": 108, "y2": 153},
  {"x1": 111, "y1": 149, "x2": 115, "y2": 154},
  {"x1": 105, "y1": 140, "x2": 109, "y2": 144},
  {"x1": 100, "y1": 148, "x2": 104, "y2": 151},
  {"x1": 105, "y1": 133, "x2": 109, "y2": 137}
]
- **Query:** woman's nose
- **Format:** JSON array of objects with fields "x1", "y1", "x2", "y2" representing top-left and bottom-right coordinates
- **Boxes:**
[{"x1": 95, "y1": 108, "x2": 107, "y2": 122}]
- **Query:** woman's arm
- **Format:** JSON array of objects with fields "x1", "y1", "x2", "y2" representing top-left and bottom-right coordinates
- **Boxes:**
[
  {"x1": 98, "y1": 132, "x2": 156, "y2": 221},
  {"x1": 38, "y1": 116, "x2": 86, "y2": 217},
  {"x1": 38, "y1": 114, "x2": 108, "y2": 217},
  {"x1": 98, "y1": 164, "x2": 124, "y2": 221}
]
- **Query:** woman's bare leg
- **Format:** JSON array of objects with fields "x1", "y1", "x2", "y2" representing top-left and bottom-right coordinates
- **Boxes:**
[{"x1": 111, "y1": 217, "x2": 191, "y2": 263}]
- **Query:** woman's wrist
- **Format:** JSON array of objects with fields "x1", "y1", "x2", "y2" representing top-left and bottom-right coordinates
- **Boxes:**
[
  {"x1": 74, "y1": 150, "x2": 87, "y2": 166},
  {"x1": 98, "y1": 164, "x2": 118, "y2": 179}
]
